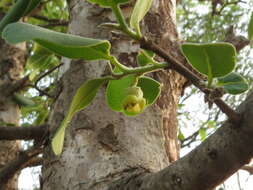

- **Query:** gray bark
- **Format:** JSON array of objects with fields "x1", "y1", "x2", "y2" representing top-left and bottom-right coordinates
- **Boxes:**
[{"x1": 41, "y1": 0, "x2": 185, "y2": 189}]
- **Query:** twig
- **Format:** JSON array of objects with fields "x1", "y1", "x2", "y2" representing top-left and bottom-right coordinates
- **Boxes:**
[
  {"x1": 140, "y1": 37, "x2": 241, "y2": 123},
  {"x1": 22, "y1": 157, "x2": 43, "y2": 169},
  {"x1": 181, "y1": 130, "x2": 199, "y2": 148},
  {"x1": 31, "y1": 15, "x2": 69, "y2": 24},
  {"x1": 30, "y1": 84, "x2": 53, "y2": 98},
  {"x1": 213, "y1": 0, "x2": 246, "y2": 15},
  {"x1": 33, "y1": 63, "x2": 64, "y2": 97},
  {"x1": 39, "y1": 22, "x2": 69, "y2": 28},
  {"x1": 236, "y1": 172, "x2": 243, "y2": 190}
]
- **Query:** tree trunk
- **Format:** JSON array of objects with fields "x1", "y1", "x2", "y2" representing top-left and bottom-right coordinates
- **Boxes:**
[
  {"x1": 0, "y1": 19, "x2": 26, "y2": 189},
  {"x1": 41, "y1": 0, "x2": 186, "y2": 189}
]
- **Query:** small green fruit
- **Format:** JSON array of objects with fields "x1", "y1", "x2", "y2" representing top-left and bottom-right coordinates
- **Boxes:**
[{"x1": 122, "y1": 87, "x2": 146, "y2": 116}]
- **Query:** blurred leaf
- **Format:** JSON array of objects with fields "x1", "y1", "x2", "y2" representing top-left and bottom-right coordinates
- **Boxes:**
[
  {"x1": 130, "y1": 0, "x2": 153, "y2": 36},
  {"x1": 52, "y1": 77, "x2": 108, "y2": 155},
  {"x1": 3, "y1": 22, "x2": 111, "y2": 60},
  {"x1": 12, "y1": 94, "x2": 36, "y2": 107},
  {"x1": 0, "y1": 0, "x2": 41, "y2": 34},
  {"x1": 207, "y1": 120, "x2": 216, "y2": 128},
  {"x1": 199, "y1": 128, "x2": 207, "y2": 141},
  {"x1": 178, "y1": 130, "x2": 185, "y2": 141},
  {"x1": 217, "y1": 72, "x2": 248, "y2": 95},
  {"x1": 248, "y1": 12, "x2": 253, "y2": 43}
]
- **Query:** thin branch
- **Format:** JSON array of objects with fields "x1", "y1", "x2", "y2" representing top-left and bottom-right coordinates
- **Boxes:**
[
  {"x1": 31, "y1": 15, "x2": 69, "y2": 24},
  {"x1": 0, "y1": 146, "x2": 43, "y2": 189},
  {"x1": 39, "y1": 22, "x2": 69, "y2": 28},
  {"x1": 0, "y1": 124, "x2": 48, "y2": 140},
  {"x1": 22, "y1": 157, "x2": 43, "y2": 169},
  {"x1": 140, "y1": 37, "x2": 241, "y2": 123},
  {"x1": 32, "y1": 63, "x2": 64, "y2": 98},
  {"x1": 241, "y1": 165, "x2": 253, "y2": 175},
  {"x1": 236, "y1": 172, "x2": 243, "y2": 190},
  {"x1": 213, "y1": 0, "x2": 246, "y2": 15},
  {"x1": 181, "y1": 129, "x2": 199, "y2": 148}
]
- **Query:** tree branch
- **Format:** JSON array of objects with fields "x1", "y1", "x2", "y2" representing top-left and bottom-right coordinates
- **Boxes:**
[
  {"x1": 140, "y1": 38, "x2": 241, "y2": 123},
  {"x1": 22, "y1": 156, "x2": 43, "y2": 169},
  {"x1": 241, "y1": 165, "x2": 253, "y2": 175},
  {"x1": 0, "y1": 147, "x2": 43, "y2": 189},
  {"x1": 0, "y1": 124, "x2": 48, "y2": 140},
  {"x1": 31, "y1": 15, "x2": 69, "y2": 24},
  {"x1": 109, "y1": 90, "x2": 253, "y2": 190}
]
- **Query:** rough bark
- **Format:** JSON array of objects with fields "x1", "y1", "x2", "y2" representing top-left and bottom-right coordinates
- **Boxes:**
[
  {"x1": 41, "y1": 0, "x2": 185, "y2": 189},
  {"x1": 0, "y1": 29, "x2": 26, "y2": 189}
]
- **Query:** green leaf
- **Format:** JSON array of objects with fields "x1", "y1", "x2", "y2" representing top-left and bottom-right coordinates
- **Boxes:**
[
  {"x1": 178, "y1": 130, "x2": 185, "y2": 141},
  {"x1": 106, "y1": 74, "x2": 137, "y2": 112},
  {"x1": 2, "y1": 22, "x2": 111, "y2": 60},
  {"x1": 12, "y1": 94, "x2": 36, "y2": 107},
  {"x1": 51, "y1": 78, "x2": 107, "y2": 155},
  {"x1": 0, "y1": 0, "x2": 41, "y2": 35},
  {"x1": 217, "y1": 72, "x2": 248, "y2": 95},
  {"x1": 137, "y1": 77, "x2": 161, "y2": 105},
  {"x1": 130, "y1": 0, "x2": 153, "y2": 36},
  {"x1": 199, "y1": 128, "x2": 207, "y2": 141},
  {"x1": 181, "y1": 42, "x2": 236, "y2": 79},
  {"x1": 137, "y1": 50, "x2": 155, "y2": 66},
  {"x1": 23, "y1": 0, "x2": 41, "y2": 15},
  {"x1": 87, "y1": 0, "x2": 129, "y2": 7},
  {"x1": 248, "y1": 12, "x2": 253, "y2": 43}
]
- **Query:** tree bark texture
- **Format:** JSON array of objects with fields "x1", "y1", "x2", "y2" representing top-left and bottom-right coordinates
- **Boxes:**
[
  {"x1": 41, "y1": 0, "x2": 186, "y2": 189},
  {"x1": 0, "y1": 26, "x2": 26, "y2": 189}
]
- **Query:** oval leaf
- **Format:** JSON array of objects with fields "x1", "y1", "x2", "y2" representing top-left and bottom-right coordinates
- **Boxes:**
[
  {"x1": 2, "y1": 22, "x2": 111, "y2": 60},
  {"x1": 0, "y1": 0, "x2": 41, "y2": 34},
  {"x1": 181, "y1": 42, "x2": 236, "y2": 78},
  {"x1": 137, "y1": 76, "x2": 161, "y2": 105},
  {"x1": 106, "y1": 74, "x2": 137, "y2": 112},
  {"x1": 130, "y1": 0, "x2": 153, "y2": 36},
  {"x1": 248, "y1": 12, "x2": 253, "y2": 44},
  {"x1": 217, "y1": 72, "x2": 248, "y2": 95},
  {"x1": 52, "y1": 77, "x2": 108, "y2": 155},
  {"x1": 87, "y1": 0, "x2": 129, "y2": 7}
]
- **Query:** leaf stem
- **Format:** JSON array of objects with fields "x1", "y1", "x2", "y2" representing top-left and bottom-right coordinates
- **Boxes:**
[
  {"x1": 109, "y1": 56, "x2": 168, "y2": 76},
  {"x1": 110, "y1": 3, "x2": 140, "y2": 40}
]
